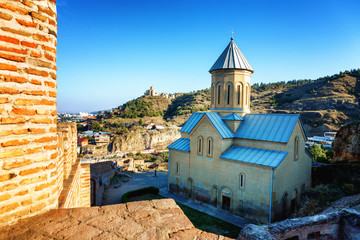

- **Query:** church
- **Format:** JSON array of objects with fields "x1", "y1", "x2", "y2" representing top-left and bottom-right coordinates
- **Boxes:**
[{"x1": 167, "y1": 38, "x2": 312, "y2": 223}]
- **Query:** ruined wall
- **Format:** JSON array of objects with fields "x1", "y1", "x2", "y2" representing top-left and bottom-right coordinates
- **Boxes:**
[
  {"x1": 0, "y1": 0, "x2": 58, "y2": 226},
  {"x1": 57, "y1": 122, "x2": 77, "y2": 179},
  {"x1": 333, "y1": 121, "x2": 360, "y2": 162}
]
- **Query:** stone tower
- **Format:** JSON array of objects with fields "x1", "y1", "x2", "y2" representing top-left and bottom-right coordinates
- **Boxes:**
[{"x1": 209, "y1": 38, "x2": 254, "y2": 116}]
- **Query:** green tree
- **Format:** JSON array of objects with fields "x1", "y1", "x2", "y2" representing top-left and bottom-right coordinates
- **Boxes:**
[
  {"x1": 91, "y1": 121, "x2": 101, "y2": 131},
  {"x1": 309, "y1": 145, "x2": 329, "y2": 163}
]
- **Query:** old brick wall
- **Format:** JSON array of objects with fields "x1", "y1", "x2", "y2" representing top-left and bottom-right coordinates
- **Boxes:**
[
  {"x1": 80, "y1": 163, "x2": 90, "y2": 207},
  {"x1": 0, "y1": 0, "x2": 58, "y2": 226}
]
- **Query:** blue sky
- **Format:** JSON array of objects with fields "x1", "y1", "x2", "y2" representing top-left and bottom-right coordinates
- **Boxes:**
[{"x1": 56, "y1": 0, "x2": 360, "y2": 113}]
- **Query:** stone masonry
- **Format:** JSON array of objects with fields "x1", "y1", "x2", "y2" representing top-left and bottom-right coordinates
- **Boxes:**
[{"x1": 0, "y1": 199, "x2": 232, "y2": 240}]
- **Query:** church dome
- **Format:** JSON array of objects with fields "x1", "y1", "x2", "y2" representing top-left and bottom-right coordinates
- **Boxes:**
[{"x1": 209, "y1": 38, "x2": 253, "y2": 73}]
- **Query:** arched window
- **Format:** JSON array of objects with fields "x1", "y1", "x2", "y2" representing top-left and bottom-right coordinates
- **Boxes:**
[
  {"x1": 239, "y1": 173, "x2": 245, "y2": 189},
  {"x1": 176, "y1": 162, "x2": 180, "y2": 175},
  {"x1": 282, "y1": 192, "x2": 288, "y2": 215},
  {"x1": 294, "y1": 136, "x2": 299, "y2": 161},
  {"x1": 227, "y1": 84, "x2": 231, "y2": 105},
  {"x1": 197, "y1": 136, "x2": 203, "y2": 155},
  {"x1": 217, "y1": 85, "x2": 221, "y2": 105},
  {"x1": 237, "y1": 84, "x2": 241, "y2": 105},
  {"x1": 207, "y1": 137, "x2": 213, "y2": 157}
]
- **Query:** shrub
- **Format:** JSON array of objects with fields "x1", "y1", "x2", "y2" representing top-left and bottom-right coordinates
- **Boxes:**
[{"x1": 121, "y1": 186, "x2": 159, "y2": 203}]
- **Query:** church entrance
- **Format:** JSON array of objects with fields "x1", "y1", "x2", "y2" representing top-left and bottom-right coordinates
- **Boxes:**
[{"x1": 222, "y1": 196, "x2": 231, "y2": 211}]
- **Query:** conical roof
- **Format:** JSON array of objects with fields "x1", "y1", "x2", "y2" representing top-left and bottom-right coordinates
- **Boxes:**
[{"x1": 209, "y1": 38, "x2": 253, "y2": 73}]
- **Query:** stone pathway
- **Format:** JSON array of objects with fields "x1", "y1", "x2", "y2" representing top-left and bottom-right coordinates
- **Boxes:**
[{"x1": 159, "y1": 188, "x2": 252, "y2": 228}]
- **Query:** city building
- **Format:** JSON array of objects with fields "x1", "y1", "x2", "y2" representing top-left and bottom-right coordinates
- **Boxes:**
[{"x1": 168, "y1": 38, "x2": 312, "y2": 223}]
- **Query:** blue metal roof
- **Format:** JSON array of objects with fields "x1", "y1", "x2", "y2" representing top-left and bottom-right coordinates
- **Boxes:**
[
  {"x1": 220, "y1": 145, "x2": 288, "y2": 168},
  {"x1": 209, "y1": 38, "x2": 253, "y2": 73},
  {"x1": 221, "y1": 113, "x2": 244, "y2": 121},
  {"x1": 180, "y1": 113, "x2": 204, "y2": 133},
  {"x1": 180, "y1": 112, "x2": 234, "y2": 139},
  {"x1": 235, "y1": 114, "x2": 299, "y2": 143},
  {"x1": 205, "y1": 112, "x2": 234, "y2": 138},
  {"x1": 167, "y1": 138, "x2": 190, "y2": 152}
]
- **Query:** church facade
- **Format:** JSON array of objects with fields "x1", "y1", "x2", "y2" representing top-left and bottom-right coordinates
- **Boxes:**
[{"x1": 167, "y1": 38, "x2": 312, "y2": 223}]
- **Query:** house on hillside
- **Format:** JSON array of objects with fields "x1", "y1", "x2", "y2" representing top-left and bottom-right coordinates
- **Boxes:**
[{"x1": 167, "y1": 38, "x2": 312, "y2": 223}]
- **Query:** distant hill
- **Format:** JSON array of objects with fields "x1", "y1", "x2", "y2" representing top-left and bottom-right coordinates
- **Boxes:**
[{"x1": 109, "y1": 69, "x2": 360, "y2": 135}]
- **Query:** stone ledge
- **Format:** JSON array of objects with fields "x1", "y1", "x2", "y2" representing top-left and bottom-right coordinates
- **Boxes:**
[{"x1": 0, "y1": 199, "x2": 231, "y2": 240}]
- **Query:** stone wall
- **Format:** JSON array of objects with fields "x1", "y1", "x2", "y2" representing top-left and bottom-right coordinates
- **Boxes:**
[
  {"x1": 0, "y1": 0, "x2": 90, "y2": 227},
  {"x1": 0, "y1": 0, "x2": 58, "y2": 226}
]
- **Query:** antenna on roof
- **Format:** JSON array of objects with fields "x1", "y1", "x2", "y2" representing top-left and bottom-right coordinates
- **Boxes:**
[{"x1": 231, "y1": 29, "x2": 234, "y2": 40}]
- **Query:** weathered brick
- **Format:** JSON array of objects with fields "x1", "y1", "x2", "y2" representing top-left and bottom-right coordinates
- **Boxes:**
[
  {"x1": 0, "y1": 52, "x2": 25, "y2": 63},
  {"x1": 0, "y1": 3, "x2": 28, "y2": 15},
  {"x1": 0, "y1": 11, "x2": 13, "y2": 21},
  {"x1": 1, "y1": 27, "x2": 31, "y2": 37},
  {"x1": 13, "y1": 128, "x2": 28, "y2": 135},
  {"x1": 40, "y1": 99, "x2": 55, "y2": 105},
  {"x1": 36, "y1": 109, "x2": 47, "y2": 115},
  {"x1": 0, "y1": 130, "x2": 12, "y2": 136},
  {"x1": 22, "y1": 0, "x2": 34, "y2": 7},
  {"x1": 30, "y1": 51, "x2": 42, "y2": 58},
  {"x1": 35, "y1": 179, "x2": 55, "y2": 191},
  {"x1": 0, "y1": 173, "x2": 16, "y2": 182},
  {"x1": 0, "y1": 193, "x2": 11, "y2": 202},
  {"x1": 0, "y1": 35, "x2": 20, "y2": 45},
  {"x1": 19, "y1": 166, "x2": 46, "y2": 176},
  {"x1": 21, "y1": 41, "x2": 38, "y2": 49},
  {"x1": 0, "y1": 202, "x2": 20, "y2": 214},
  {"x1": 0, "y1": 183, "x2": 18, "y2": 191},
  {"x1": 48, "y1": 91, "x2": 56, "y2": 97},
  {"x1": 0, "y1": 63, "x2": 17, "y2": 71},
  {"x1": 15, "y1": 190, "x2": 28, "y2": 196},
  {"x1": 2, "y1": 158, "x2": 31, "y2": 169},
  {"x1": 30, "y1": 12, "x2": 47, "y2": 22},
  {"x1": 30, "y1": 202, "x2": 46, "y2": 213},
  {"x1": 44, "y1": 53, "x2": 55, "y2": 61},
  {"x1": 50, "y1": 72, "x2": 56, "y2": 80},
  {"x1": 50, "y1": 127, "x2": 57, "y2": 132},
  {"x1": 26, "y1": 147, "x2": 42, "y2": 154},
  {"x1": 11, "y1": 108, "x2": 37, "y2": 116},
  {"x1": 2, "y1": 75, "x2": 28, "y2": 84},
  {"x1": 0, "y1": 97, "x2": 8, "y2": 104},
  {"x1": 33, "y1": 34, "x2": 49, "y2": 42},
  {"x1": 1, "y1": 139, "x2": 30, "y2": 147},
  {"x1": 1, "y1": 117, "x2": 26, "y2": 124},
  {"x1": 31, "y1": 117, "x2": 52, "y2": 124},
  {"x1": 48, "y1": 19, "x2": 56, "y2": 27},
  {"x1": 34, "y1": 136, "x2": 57, "y2": 143},
  {"x1": 41, "y1": 45, "x2": 56, "y2": 54},
  {"x1": 38, "y1": 6, "x2": 55, "y2": 17},
  {"x1": 15, "y1": 99, "x2": 40, "y2": 105},
  {"x1": 28, "y1": 58, "x2": 52, "y2": 69},
  {"x1": 44, "y1": 145, "x2": 57, "y2": 150},
  {"x1": 29, "y1": 128, "x2": 45, "y2": 133},
  {"x1": 21, "y1": 199, "x2": 32, "y2": 206},
  {"x1": 20, "y1": 175, "x2": 47, "y2": 185},
  {"x1": 22, "y1": 90, "x2": 46, "y2": 96},
  {"x1": 30, "y1": 79, "x2": 42, "y2": 85},
  {"x1": 0, "y1": 45, "x2": 27, "y2": 55},
  {"x1": 24, "y1": 68, "x2": 48, "y2": 77},
  {"x1": 0, "y1": 87, "x2": 19, "y2": 95},
  {"x1": 16, "y1": 19, "x2": 37, "y2": 28},
  {"x1": 46, "y1": 162, "x2": 56, "y2": 169},
  {"x1": 44, "y1": 81, "x2": 56, "y2": 88},
  {"x1": 50, "y1": 152, "x2": 57, "y2": 159}
]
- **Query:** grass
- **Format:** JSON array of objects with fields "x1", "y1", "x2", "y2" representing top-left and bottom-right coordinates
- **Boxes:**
[{"x1": 127, "y1": 193, "x2": 241, "y2": 238}]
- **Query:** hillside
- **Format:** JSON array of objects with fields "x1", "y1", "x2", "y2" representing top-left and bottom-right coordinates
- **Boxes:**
[{"x1": 106, "y1": 69, "x2": 359, "y2": 136}]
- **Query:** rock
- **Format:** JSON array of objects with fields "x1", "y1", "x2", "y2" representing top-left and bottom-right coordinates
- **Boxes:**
[{"x1": 333, "y1": 122, "x2": 360, "y2": 162}]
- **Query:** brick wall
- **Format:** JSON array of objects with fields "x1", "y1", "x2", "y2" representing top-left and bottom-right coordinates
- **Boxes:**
[
  {"x1": 0, "y1": 0, "x2": 58, "y2": 226},
  {"x1": 0, "y1": 0, "x2": 90, "y2": 227}
]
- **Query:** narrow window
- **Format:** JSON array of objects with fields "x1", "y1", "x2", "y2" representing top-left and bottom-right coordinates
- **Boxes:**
[
  {"x1": 217, "y1": 85, "x2": 221, "y2": 105},
  {"x1": 176, "y1": 162, "x2": 180, "y2": 175},
  {"x1": 207, "y1": 137, "x2": 213, "y2": 157},
  {"x1": 211, "y1": 85, "x2": 215, "y2": 106},
  {"x1": 237, "y1": 85, "x2": 240, "y2": 105},
  {"x1": 198, "y1": 137, "x2": 203, "y2": 155},
  {"x1": 245, "y1": 85, "x2": 249, "y2": 106},
  {"x1": 227, "y1": 85, "x2": 231, "y2": 105},
  {"x1": 239, "y1": 173, "x2": 245, "y2": 188},
  {"x1": 294, "y1": 136, "x2": 299, "y2": 161}
]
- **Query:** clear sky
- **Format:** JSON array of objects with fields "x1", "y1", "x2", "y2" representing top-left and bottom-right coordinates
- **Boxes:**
[{"x1": 56, "y1": 0, "x2": 360, "y2": 113}]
